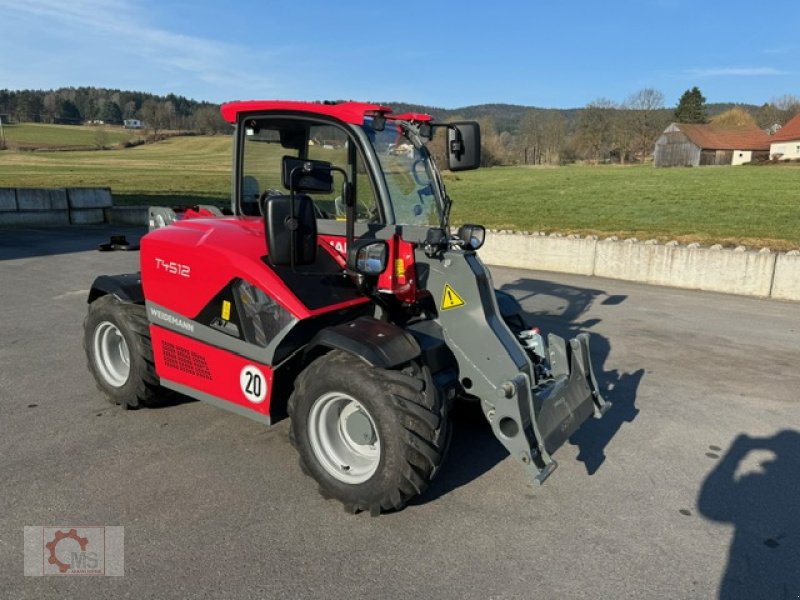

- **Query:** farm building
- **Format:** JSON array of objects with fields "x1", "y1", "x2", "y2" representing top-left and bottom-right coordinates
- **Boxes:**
[
  {"x1": 769, "y1": 113, "x2": 800, "y2": 161},
  {"x1": 123, "y1": 119, "x2": 143, "y2": 129},
  {"x1": 654, "y1": 123, "x2": 770, "y2": 167}
]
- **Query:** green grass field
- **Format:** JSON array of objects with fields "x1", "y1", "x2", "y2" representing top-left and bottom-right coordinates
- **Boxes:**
[
  {"x1": 1, "y1": 134, "x2": 798, "y2": 249},
  {"x1": 1, "y1": 122, "x2": 141, "y2": 149}
]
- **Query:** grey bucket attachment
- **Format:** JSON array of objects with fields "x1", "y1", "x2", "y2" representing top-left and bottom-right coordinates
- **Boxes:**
[{"x1": 527, "y1": 333, "x2": 609, "y2": 483}]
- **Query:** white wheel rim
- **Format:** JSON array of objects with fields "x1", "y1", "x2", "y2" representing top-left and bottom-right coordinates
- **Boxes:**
[
  {"x1": 307, "y1": 392, "x2": 380, "y2": 484},
  {"x1": 93, "y1": 321, "x2": 130, "y2": 387}
]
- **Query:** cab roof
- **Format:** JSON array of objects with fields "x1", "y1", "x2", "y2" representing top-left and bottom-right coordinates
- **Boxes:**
[
  {"x1": 221, "y1": 100, "x2": 395, "y2": 125},
  {"x1": 220, "y1": 100, "x2": 432, "y2": 126}
]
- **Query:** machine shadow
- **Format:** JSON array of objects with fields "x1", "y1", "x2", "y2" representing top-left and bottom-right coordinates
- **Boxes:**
[
  {"x1": 416, "y1": 276, "x2": 643, "y2": 505},
  {"x1": 697, "y1": 430, "x2": 800, "y2": 599}
]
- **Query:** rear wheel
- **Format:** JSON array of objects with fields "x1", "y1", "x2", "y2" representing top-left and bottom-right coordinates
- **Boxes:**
[
  {"x1": 289, "y1": 350, "x2": 450, "y2": 515},
  {"x1": 84, "y1": 295, "x2": 160, "y2": 409}
]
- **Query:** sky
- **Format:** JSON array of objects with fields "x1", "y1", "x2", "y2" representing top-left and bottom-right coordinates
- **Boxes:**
[{"x1": 0, "y1": 0, "x2": 797, "y2": 109}]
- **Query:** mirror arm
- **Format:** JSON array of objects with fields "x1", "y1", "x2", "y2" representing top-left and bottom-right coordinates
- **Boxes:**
[
  {"x1": 328, "y1": 165, "x2": 353, "y2": 255},
  {"x1": 286, "y1": 164, "x2": 309, "y2": 271}
]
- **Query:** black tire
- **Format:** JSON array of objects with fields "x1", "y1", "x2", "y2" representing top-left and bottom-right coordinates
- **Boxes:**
[
  {"x1": 288, "y1": 350, "x2": 450, "y2": 515},
  {"x1": 83, "y1": 295, "x2": 160, "y2": 409}
]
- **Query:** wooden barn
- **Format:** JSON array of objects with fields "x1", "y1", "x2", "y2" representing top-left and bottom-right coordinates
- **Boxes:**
[
  {"x1": 654, "y1": 123, "x2": 771, "y2": 167},
  {"x1": 769, "y1": 113, "x2": 800, "y2": 161}
]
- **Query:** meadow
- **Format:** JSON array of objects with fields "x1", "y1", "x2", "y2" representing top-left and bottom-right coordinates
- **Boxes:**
[
  {"x1": 1, "y1": 131, "x2": 798, "y2": 249},
  {"x1": 1, "y1": 122, "x2": 141, "y2": 149}
]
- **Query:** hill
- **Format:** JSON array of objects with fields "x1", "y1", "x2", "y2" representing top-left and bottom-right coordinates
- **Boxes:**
[{"x1": 383, "y1": 101, "x2": 759, "y2": 133}]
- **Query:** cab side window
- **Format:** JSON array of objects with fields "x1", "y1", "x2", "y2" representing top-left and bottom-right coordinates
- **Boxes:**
[{"x1": 239, "y1": 119, "x2": 380, "y2": 222}]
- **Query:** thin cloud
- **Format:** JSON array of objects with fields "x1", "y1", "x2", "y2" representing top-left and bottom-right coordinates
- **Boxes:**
[
  {"x1": 763, "y1": 45, "x2": 796, "y2": 55},
  {"x1": 0, "y1": 0, "x2": 277, "y2": 96},
  {"x1": 688, "y1": 67, "x2": 788, "y2": 77}
]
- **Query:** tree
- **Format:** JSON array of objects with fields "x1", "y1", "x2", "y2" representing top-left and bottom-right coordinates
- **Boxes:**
[
  {"x1": 139, "y1": 99, "x2": 169, "y2": 138},
  {"x1": 674, "y1": 87, "x2": 707, "y2": 123},
  {"x1": 710, "y1": 107, "x2": 757, "y2": 128},
  {"x1": 191, "y1": 105, "x2": 227, "y2": 134},
  {"x1": 15, "y1": 90, "x2": 44, "y2": 122},
  {"x1": 100, "y1": 101, "x2": 123, "y2": 125},
  {"x1": 475, "y1": 117, "x2": 509, "y2": 167},
  {"x1": 56, "y1": 99, "x2": 81, "y2": 124},
  {"x1": 577, "y1": 99, "x2": 617, "y2": 162},
  {"x1": 772, "y1": 94, "x2": 800, "y2": 116},
  {"x1": 624, "y1": 88, "x2": 668, "y2": 162}
]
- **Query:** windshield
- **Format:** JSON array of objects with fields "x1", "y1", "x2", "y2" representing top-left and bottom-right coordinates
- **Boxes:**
[{"x1": 362, "y1": 119, "x2": 442, "y2": 226}]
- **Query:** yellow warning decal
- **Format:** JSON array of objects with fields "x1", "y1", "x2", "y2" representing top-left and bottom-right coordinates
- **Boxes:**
[
  {"x1": 221, "y1": 300, "x2": 231, "y2": 321},
  {"x1": 440, "y1": 283, "x2": 466, "y2": 311}
]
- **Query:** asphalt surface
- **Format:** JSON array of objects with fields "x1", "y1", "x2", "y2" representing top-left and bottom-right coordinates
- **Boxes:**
[{"x1": 1, "y1": 225, "x2": 799, "y2": 599}]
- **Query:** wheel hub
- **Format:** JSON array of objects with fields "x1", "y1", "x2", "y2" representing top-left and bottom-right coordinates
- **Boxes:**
[
  {"x1": 307, "y1": 392, "x2": 380, "y2": 484},
  {"x1": 93, "y1": 321, "x2": 130, "y2": 388}
]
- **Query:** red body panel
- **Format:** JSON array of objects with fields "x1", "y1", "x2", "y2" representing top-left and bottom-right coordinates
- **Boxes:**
[
  {"x1": 151, "y1": 326, "x2": 274, "y2": 416},
  {"x1": 389, "y1": 112, "x2": 433, "y2": 123},
  {"x1": 220, "y1": 101, "x2": 392, "y2": 125},
  {"x1": 141, "y1": 216, "x2": 368, "y2": 320}
]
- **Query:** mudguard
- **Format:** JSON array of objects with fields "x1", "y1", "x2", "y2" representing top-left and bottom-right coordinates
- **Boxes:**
[
  {"x1": 87, "y1": 274, "x2": 144, "y2": 304},
  {"x1": 306, "y1": 316, "x2": 421, "y2": 369}
]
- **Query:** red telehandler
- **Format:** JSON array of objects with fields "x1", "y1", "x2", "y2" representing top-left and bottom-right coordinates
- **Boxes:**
[{"x1": 84, "y1": 101, "x2": 608, "y2": 514}]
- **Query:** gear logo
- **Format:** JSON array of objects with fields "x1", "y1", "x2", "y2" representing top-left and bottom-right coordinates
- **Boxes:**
[
  {"x1": 45, "y1": 529, "x2": 89, "y2": 574},
  {"x1": 24, "y1": 526, "x2": 124, "y2": 576}
]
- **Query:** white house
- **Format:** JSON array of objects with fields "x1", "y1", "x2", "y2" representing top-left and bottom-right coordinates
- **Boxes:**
[
  {"x1": 123, "y1": 119, "x2": 143, "y2": 129},
  {"x1": 769, "y1": 113, "x2": 800, "y2": 160}
]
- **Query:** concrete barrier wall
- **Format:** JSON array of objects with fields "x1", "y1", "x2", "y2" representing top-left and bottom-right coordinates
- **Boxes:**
[
  {"x1": 484, "y1": 230, "x2": 800, "y2": 302},
  {"x1": 0, "y1": 187, "x2": 112, "y2": 226},
  {"x1": 0, "y1": 188, "x2": 17, "y2": 211},
  {"x1": 771, "y1": 252, "x2": 800, "y2": 301}
]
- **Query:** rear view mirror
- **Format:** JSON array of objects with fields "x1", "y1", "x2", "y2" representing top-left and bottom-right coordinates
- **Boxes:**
[
  {"x1": 346, "y1": 239, "x2": 388, "y2": 276},
  {"x1": 282, "y1": 156, "x2": 334, "y2": 194},
  {"x1": 446, "y1": 122, "x2": 481, "y2": 171},
  {"x1": 264, "y1": 194, "x2": 318, "y2": 267}
]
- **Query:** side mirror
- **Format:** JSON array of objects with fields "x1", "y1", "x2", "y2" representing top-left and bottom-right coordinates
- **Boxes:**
[
  {"x1": 346, "y1": 239, "x2": 388, "y2": 276},
  {"x1": 265, "y1": 194, "x2": 317, "y2": 267},
  {"x1": 446, "y1": 122, "x2": 481, "y2": 171},
  {"x1": 457, "y1": 224, "x2": 486, "y2": 250},
  {"x1": 282, "y1": 156, "x2": 334, "y2": 194}
]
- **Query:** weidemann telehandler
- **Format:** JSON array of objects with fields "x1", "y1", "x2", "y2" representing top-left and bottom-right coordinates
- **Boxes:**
[{"x1": 84, "y1": 100, "x2": 609, "y2": 514}]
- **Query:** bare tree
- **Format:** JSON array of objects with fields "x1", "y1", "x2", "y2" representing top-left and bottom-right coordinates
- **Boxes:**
[
  {"x1": 541, "y1": 112, "x2": 567, "y2": 164},
  {"x1": 624, "y1": 88, "x2": 667, "y2": 162},
  {"x1": 139, "y1": 99, "x2": 170, "y2": 139},
  {"x1": 577, "y1": 99, "x2": 617, "y2": 162},
  {"x1": 772, "y1": 94, "x2": 800, "y2": 115}
]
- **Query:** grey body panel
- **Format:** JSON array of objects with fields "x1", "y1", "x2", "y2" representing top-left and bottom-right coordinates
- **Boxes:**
[{"x1": 161, "y1": 379, "x2": 272, "y2": 426}]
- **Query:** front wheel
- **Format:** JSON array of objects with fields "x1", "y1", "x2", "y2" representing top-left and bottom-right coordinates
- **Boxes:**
[
  {"x1": 288, "y1": 350, "x2": 450, "y2": 515},
  {"x1": 83, "y1": 295, "x2": 160, "y2": 409}
]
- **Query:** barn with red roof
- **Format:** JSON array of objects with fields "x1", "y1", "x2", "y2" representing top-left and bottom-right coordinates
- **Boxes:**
[{"x1": 654, "y1": 122, "x2": 771, "y2": 167}]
